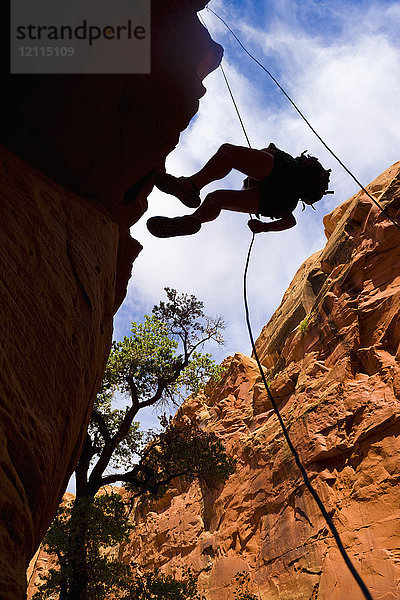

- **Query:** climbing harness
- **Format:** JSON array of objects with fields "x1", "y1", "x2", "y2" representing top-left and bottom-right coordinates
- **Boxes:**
[{"x1": 200, "y1": 7, "x2": 382, "y2": 600}]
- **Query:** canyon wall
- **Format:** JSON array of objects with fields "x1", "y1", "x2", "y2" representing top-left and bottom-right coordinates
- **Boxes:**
[
  {"x1": 123, "y1": 162, "x2": 400, "y2": 600},
  {"x1": 0, "y1": 2, "x2": 222, "y2": 598}
]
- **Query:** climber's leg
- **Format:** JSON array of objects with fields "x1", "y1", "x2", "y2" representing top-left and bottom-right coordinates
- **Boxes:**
[
  {"x1": 147, "y1": 187, "x2": 260, "y2": 238},
  {"x1": 154, "y1": 144, "x2": 273, "y2": 207},
  {"x1": 153, "y1": 173, "x2": 201, "y2": 208},
  {"x1": 190, "y1": 143, "x2": 274, "y2": 189},
  {"x1": 193, "y1": 187, "x2": 260, "y2": 223}
]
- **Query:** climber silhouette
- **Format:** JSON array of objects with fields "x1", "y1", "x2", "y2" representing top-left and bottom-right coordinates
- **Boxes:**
[{"x1": 147, "y1": 142, "x2": 333, "y2": 238}]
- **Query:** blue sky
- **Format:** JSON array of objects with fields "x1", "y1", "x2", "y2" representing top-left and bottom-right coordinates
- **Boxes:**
[{"x1": 79, "y1": 0, "x2": 400, "y2": 474}]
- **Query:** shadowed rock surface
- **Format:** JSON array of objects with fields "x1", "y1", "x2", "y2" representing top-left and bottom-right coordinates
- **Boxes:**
[
  {"x1": 2, "y1": 0, "x2": 222, "y2": 309},
  {"x1": 118, "y1": 162, "x2": 400, "y2": 599},
  {"x1": 0, "y1": 2, "x2": 222, "y2": 598}
]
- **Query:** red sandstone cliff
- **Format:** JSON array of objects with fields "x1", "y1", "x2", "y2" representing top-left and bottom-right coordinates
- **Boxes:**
[
  {"x1": 120, "y1": 163, "x2": 400, "y2": 600},
  {"x1": 0, "y1": 2, "x2": 222, "y2": 598}
]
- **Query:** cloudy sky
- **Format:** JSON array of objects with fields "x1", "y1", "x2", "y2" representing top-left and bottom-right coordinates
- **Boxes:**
[{"x1": 113, "y1": 0, "x2": 400, "y2": 430}]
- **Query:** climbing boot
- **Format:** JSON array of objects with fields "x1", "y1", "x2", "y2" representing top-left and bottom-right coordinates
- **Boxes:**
[
  {"x1": 154, "y1": 173, "x2": 201, "y2": 208},
  {"x1": 147, "y1": 215, "x2": 201, "y2": 238}
]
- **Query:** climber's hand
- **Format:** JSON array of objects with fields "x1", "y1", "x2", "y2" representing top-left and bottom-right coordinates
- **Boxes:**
[{"x1": 248, "y1": 219, "x2": 267, "y2": 234}]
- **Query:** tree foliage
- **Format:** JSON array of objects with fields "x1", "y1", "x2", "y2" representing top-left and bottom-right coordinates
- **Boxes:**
[
  {"x1": 82, "y1": 288, "x2": 227, "y2": 495},
  {"x1": 126, "y1": 568, "x2": 206, "y2": 600},
  {"x1": 34, "y1": 289, "x2": 231, "y2": 600},
  {"x1": 127, "y1": 417, "x2": 235, "y2": 498},
  {"x1": 233, "y1": 572, "x2": 260, "y2": 600},
  {"x1": 33, "y1": 492, "x2": 132, "y2": 600}
]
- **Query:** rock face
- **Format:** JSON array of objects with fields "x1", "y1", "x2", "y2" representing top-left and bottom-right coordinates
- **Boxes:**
[
  {"x1": 1, "y1": 2, "x2": 222, "y2": 598},
  {"x1": 122, "y1": 163, "x2": 400, "y2": 600},
  {"x1": 0, "y1": 147, "x2": 119, "y2": 600}
]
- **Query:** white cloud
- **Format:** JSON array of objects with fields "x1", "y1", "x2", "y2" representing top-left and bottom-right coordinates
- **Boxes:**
[{"x1": 239, "y1": 2, "x2": 400, "y2": 175}]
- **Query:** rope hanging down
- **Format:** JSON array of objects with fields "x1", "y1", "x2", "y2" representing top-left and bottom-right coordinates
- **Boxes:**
[
  {"x1": 201, "y1": 8, "x2": 375, "y2": 600},
  {"x1": 206, "y1": 5, "x2": 400, "y2": 234}
]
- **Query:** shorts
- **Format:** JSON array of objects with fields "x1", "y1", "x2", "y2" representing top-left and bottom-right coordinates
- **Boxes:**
[{"x1": 258, "y1": 149, "x2": 300, "y2": 218}]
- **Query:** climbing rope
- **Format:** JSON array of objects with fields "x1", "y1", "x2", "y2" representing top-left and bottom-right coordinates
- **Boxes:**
[
  {"x1": 201, "y1": 7, "x2": 376, "y2": 600},
  {"x1": 199, "y1": 12, "x2": 253, "y2": 220},
  {"x1": 199, "y1": 13, "x2": 251, "y2": 151},
  {"x1": 219, "y1": 62, "x2": 252, "y2": 149},
  {"x1": 206, "y1": 5, "x2": 400, "y2": 234}
]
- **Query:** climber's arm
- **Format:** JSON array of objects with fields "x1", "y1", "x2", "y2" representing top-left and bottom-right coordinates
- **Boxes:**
[{"x1": 247, "y1": 213, "x2": 296, "y2": 233}]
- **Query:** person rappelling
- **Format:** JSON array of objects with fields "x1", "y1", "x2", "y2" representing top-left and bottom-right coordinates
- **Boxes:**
[{"x1": 146, "y1": 142, "x2": 333, "y2": 238}]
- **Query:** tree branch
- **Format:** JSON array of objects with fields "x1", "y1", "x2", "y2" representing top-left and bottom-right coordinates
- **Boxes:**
[
  {"x1": 137, "y1": 357, "x2": 189, "y2": 410},
  {"x1": 128, "y1": 470, "x2": 188, "y2": 498},
  {"x1": 86, "y1": 375, "x2": 142, "y2": 491},
  {"x1": 75, "y1": 434, "x2": 96, "y2": 496},
  {"x1": 99, "y1": 467, "x2": 188, "y2": 495},
  {"x1": 91, "y1": 410, "x2": 111, "y2": 445},
  {"x1": 126, "y1": 375, "x2": 139, "y2": 413},
  {"x1": 88, "y1": 403, "x2": 139, "y2": 490}
]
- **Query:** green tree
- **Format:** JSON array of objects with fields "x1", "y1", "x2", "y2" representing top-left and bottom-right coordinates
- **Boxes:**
[
  {"x1": 125, "y1": 568, "x2": 259, "y2": 600},
  {"x1": 34, "y1": 288, "x2": 232, "y2": 600},
  {"x1": 127, "y1": 568, "x2": 206, "y2": 599},
  {"x1": 233, "y1": 572, "x2": 260, "y2": 600},
  {"x1": 33, "y1": 492, "x2": 132, "y2": 600},
  {"x1": 127, "y1": 416, "x2": 235, "y2": 499}
]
